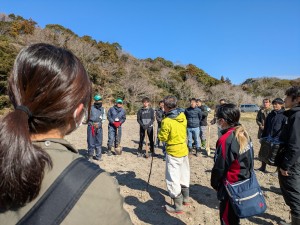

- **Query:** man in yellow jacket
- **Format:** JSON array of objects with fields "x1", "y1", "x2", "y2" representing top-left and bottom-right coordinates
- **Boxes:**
[{"x1": 158, "y1": 96, "x2": 190, "y2": 214}]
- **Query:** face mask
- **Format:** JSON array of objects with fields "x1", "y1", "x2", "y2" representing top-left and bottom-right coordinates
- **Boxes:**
[
  {"x1": 73, "y1": 108, "x2": 85, "y2": 129},
  {"x1": 94, "y1": 102, "x2": 102, "y2": 108}
]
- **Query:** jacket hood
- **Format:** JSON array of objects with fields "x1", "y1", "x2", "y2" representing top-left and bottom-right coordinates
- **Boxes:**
[{"x1": 165, "y1": 108, "x2": 185, "y2": 121}]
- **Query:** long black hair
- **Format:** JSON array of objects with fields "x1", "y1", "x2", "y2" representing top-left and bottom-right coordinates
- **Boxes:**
[{"x1": 0, "y1": 43, "x2": 92, "y2": 209}]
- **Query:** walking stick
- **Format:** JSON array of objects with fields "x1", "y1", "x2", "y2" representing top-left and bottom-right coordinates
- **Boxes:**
[{"x1": 206, "y1": 125, "x2": 211, "y2": 156}]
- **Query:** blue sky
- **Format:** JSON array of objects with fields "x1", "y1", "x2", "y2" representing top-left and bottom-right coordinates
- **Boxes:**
[{"x1": 1, "y1": 0, "x2": 300, "y2": 84}]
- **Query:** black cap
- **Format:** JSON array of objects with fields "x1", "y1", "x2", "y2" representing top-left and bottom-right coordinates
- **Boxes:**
[{"x1": 272, "y1": 98, "x2": 284, "y2": 105}]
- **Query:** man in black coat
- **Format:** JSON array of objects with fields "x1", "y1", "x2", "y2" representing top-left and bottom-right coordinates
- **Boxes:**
[{"x1": 278, "y1": 86, "x2": 300, "y2": 225}]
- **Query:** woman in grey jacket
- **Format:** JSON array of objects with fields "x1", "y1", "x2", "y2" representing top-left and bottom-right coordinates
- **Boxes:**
[{"x1": 0, "y1": 43, "x2": 132, "y2": 225}]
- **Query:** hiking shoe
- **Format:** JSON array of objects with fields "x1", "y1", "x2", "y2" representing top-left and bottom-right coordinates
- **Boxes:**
[
  {"x1": 93, "y1": 156, "x2": 103, "y2": 161},
  {"x1": 107, "y1": 150, "x2": 112, "y2": 156}
]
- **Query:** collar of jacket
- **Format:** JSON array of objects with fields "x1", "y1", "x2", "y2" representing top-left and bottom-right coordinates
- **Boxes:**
[
  {"x1": 283, "y1": 105, "x2": 300, "y2": 116},
  {"x1": 32, "y1": 138, "x2": 77, "y2": 153},
  {"x1": 220, "y1": 126, "x2": 236, "y2": 135}
]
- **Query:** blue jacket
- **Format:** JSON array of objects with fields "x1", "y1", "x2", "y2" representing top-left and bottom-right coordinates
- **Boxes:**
[
  {"x1": 184, "y1": 107, "x2": 202, "y2": 128},
  {"x1": 107, "y1": 106, "x2": 126, "y2": 126},
  {"x1": 89, "y1": 105, "x2": 106, "y2": 126}
]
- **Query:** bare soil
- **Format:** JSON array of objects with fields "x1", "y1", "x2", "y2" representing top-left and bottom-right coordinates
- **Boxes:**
[{"x1": 66, "y1": 113, "x2": 289, "y2": 225}]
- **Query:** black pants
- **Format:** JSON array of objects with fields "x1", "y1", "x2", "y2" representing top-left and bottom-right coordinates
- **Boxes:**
[
  {"x1": 138, "y1": 126, "x2": 154, "y2": 153},
  {"x1": 219, "y1": 198, "x2": 240, "y2": 225},
  {"x1": 278, "y1": 170, "x2": 300, "y2": 217}
]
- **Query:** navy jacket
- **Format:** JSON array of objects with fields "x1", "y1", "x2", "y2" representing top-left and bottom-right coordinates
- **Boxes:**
[
  {"x1": 184, "y1": 107, "x2": 202, "y2": 128},
  {"x1": 262, "y1": 108, "x2": 287, "y2": 142},
  {"x1": 107, "y1": 106, "x2": 126, "y2": 125}
]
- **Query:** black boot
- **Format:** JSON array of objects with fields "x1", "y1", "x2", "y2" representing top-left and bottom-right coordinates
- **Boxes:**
[
  {"x1": 257, "y1": 162, "x2": 267, "y2": 172},
  {"x1": 137, "y1": 147, "x2": 143, "y2": 157},
  {"x1": 195, "y1": 148, "x2": 201, "y2": 157},
  {"x1": 165, "y1": 194, "x2": 184, "y2": 214},
  {"x1": 188, "y1": 147, "x2": 193, "y2": 154},
  {"x1": 181, "y1": 187, "x2": 190, "y2": 206}
]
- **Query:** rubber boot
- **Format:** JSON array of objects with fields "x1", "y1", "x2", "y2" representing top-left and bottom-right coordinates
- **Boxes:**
[
  {"x1": 181, "y1": 187, "x2": 191, "y2": 206},
  {"x1": 292, "y1": 215, "x2": 300, "y2": 225},
  {"x1": 196, "y1": 148, "x2": 201, "y2": 157},
  {"x1": 165, "y1": 194, "x2": 184, "y2": 214},
  {"x1": 107, "y1": 146, "x2": 112, "y2": 156},
  {"x1": 201, "y1": 140, "x2": 206, "y2": 148}
]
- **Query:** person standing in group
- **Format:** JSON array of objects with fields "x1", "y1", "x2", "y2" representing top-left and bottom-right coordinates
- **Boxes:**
[
  {"x1": 256, "y1": 98, "x2": 272, "y2": 139},
  {"x1": 155, "y1": 100, "x2": 166, "y2": 158},
  {"x1": 158, "y1": 96, "x2": 190, "y2": 214},
  {"x1": 107, "y1": 98, "x2": 126, "y2": 156},
  {"x1": 0, "y1": 43, "x2": 132, "y2": 224},
  {"x1": 257, "y1": 98, "x2": 286, "y2": 172},
  {"x1": 211, "y1": 104, "x2": 253, "y2": 225},
  {"x1": 137, "y1": 97, "x2": 155, "y2": 157},
  {"x1": 196, "y1": 99, "x2": 209, "y2": 149},
  {"x1": 278, "y1": 86, "x2": 300, "y2": 225},
  {"x1": 87, "y1": 94, "x2": 106, "y2": 161},
  {"x1": 210, "y1": 99, "x2": 227, "y2": 138},
  {"x1": 185, "y1": 98, "x2": 202, "y2": 156}
]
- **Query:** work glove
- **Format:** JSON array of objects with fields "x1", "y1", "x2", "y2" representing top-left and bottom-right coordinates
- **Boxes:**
[{"x1": 113, "y1": 121, "x2": 121, "y2": 128}]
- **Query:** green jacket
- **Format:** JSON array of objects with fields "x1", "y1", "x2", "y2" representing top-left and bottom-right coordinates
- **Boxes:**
[
  {"x1": 0, "y1": 138, "x2": 132, "y2": 225},
  {"x1": 256, "y1": 107, "x2": 272, "y2": 138},
  {"x1": 158, "y1": 110, "x2": 188, "y2": 157}
]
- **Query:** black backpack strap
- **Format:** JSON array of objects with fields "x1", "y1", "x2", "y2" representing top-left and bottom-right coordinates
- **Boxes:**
[{"x1": 17, "y1": 157, "x2": 102, "y2": 225}]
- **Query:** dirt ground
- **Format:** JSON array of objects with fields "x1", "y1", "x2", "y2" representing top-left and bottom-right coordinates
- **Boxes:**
[{"x1": 65, "y1": 112, "x2": 290, "y2": 225}]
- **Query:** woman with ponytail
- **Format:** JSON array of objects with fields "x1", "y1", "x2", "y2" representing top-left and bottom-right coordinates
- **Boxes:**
[
  {"x1": 0, "y1": 43, "x2": 132, "y2": 225},
  {"x1": 211, "y1": 104, "x2": 253, "y2": 225}
]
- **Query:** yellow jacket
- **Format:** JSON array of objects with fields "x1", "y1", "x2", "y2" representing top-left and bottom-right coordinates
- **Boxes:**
[{"x1": 158, "y1": 110, "x2": 188, "y2": 157}]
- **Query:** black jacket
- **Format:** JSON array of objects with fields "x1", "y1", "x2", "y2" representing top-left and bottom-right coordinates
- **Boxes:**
[
  {"x1": 279, "y1": 105, "x2": 300, "y2": 172},
  {"x1": 155, "y1": 108, "x2": 164, "y2": 128},
  {"x1": 199, "y1": 105, "x2": 208, "y2": 126},
  {"x1": 261, "y1": 108, "x2": 287, "y2": 141},
  {"x1": 137, "y1": 107, "x2": 154, "y2": 128},
  {"x1": 184, "y1": 107, "x2": 202, "y2": 128},
  {"x1": 211, "y1": 127, "x2": 253, "y2": 200}
]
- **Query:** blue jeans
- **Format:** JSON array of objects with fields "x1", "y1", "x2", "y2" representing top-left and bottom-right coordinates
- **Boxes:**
[
  {"x1": 107, "y1": 124, "x2": 122, "y2": 148},
  {"x1": 87, "y1": 124, "x2": 103, "y2": 159},
  {"x1": 187, "y1": 127, "x2": 200, "y2": 148}
]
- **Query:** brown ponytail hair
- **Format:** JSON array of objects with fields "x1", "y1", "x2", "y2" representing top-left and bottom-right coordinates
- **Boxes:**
[
  {"x1": 235, "y1": 125, "x2": 250, "y2": 152},
  {"x1": 0, "y1": 43, "x2": 92, "y2": 210}
]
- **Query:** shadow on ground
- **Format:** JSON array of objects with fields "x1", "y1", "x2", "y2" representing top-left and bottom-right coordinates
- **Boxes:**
[
  {"x1": 189, "y1": 184, "x2": 219, "y2": 209},
  {"x1": 111, "y1": 170, "x2": 186, "y2": 225}
]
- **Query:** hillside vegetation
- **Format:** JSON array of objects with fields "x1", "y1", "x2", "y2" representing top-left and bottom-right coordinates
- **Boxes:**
[{"x1": 0, "y1": 13, "x2": 298, "y2": 113}]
